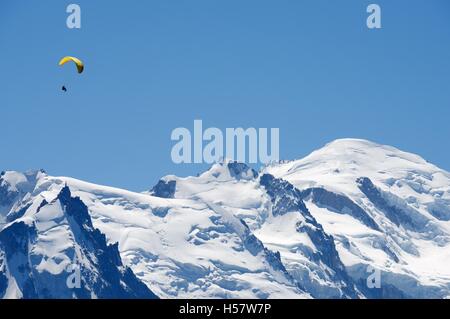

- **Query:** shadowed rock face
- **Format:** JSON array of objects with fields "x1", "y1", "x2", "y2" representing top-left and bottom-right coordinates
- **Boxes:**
[
  {"x1": 1, "y1": 170, "x2": 45, "y2": 222},
  {"x1": 260, "y1": 174, "x2": 309, "y2": 217},
  {"x1": 0, "y1": 174, "x2": 20, "y2": 216},
  {"x1": 227, "y1": 162, "x2": 258, "y2": 180},
  {"x1": 300, "y1": 187, "x2": 380, "y2": 231},
  {"x1": 239, "y1": 219, "x2": 293, "y2": 280},
  {"x1": 260, "y1": 174, "x2": 359, "y2": 298},
  {"x1": 0, "y1": 186, "x2": 158, "y2": 299},
  {"x1": 357, "y1": 177, "x2": 412, "y2": 227},
  {"x1": 356, "y1": 177, "x2": 429, "y2": 231},
  {"x1": 0, "y1": 250, "x2": 7, "y2": 297},
  {"x1": 0, "y1": 221, "x2": 38, "y2": 298},
  {"x1": 151, "y1": 180, "x2": 176, "y2": 199}
]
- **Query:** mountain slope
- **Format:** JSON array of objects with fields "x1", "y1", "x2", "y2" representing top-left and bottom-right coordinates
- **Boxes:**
[{"x1": 152, "y1": 162, "x2": 359, "y2": 298}]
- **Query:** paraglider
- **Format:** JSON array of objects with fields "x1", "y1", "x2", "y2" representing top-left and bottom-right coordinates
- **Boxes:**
[
  {"x1": 58, "y1": 56, "x2": 84, "y2": 92},
  {"x1": 58, "y1": 56, "x2": 84, "y2": 73}
]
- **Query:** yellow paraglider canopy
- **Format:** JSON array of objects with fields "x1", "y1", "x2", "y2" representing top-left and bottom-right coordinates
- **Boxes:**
[{"x1": 58, "y1": 56, "x2": 84, "y2": 74}]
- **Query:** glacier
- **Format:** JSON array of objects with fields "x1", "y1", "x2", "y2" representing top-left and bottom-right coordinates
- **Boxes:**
[{"x1": 1, "y1": 138, "x2": 450, "y2": 299}]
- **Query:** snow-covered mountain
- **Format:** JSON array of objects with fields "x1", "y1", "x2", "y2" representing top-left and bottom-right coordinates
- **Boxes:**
[
  {"x1": 0, "y1": 172, "x2": 156, "y2": 299},
  {"x1": 1, "y1": 138, "x2": 449, "y2": 299},
  {"x1": 265, "y1": 139, "x2": 450, "y2": 298}
]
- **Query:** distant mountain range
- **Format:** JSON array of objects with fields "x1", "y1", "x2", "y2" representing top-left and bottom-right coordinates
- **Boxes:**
[{"x1": 1, "y1": 139, "x2": 449, "y2": 299}]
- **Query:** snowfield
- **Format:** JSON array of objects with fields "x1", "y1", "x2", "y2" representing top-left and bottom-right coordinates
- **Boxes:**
[{"x1": 1, "y1": 138, "x2": 450, "y2": 298}]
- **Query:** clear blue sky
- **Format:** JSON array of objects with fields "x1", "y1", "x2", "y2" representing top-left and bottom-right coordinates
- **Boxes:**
[{"x1": 1, "y1": 0, "x2": 449, "y2": 191}]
